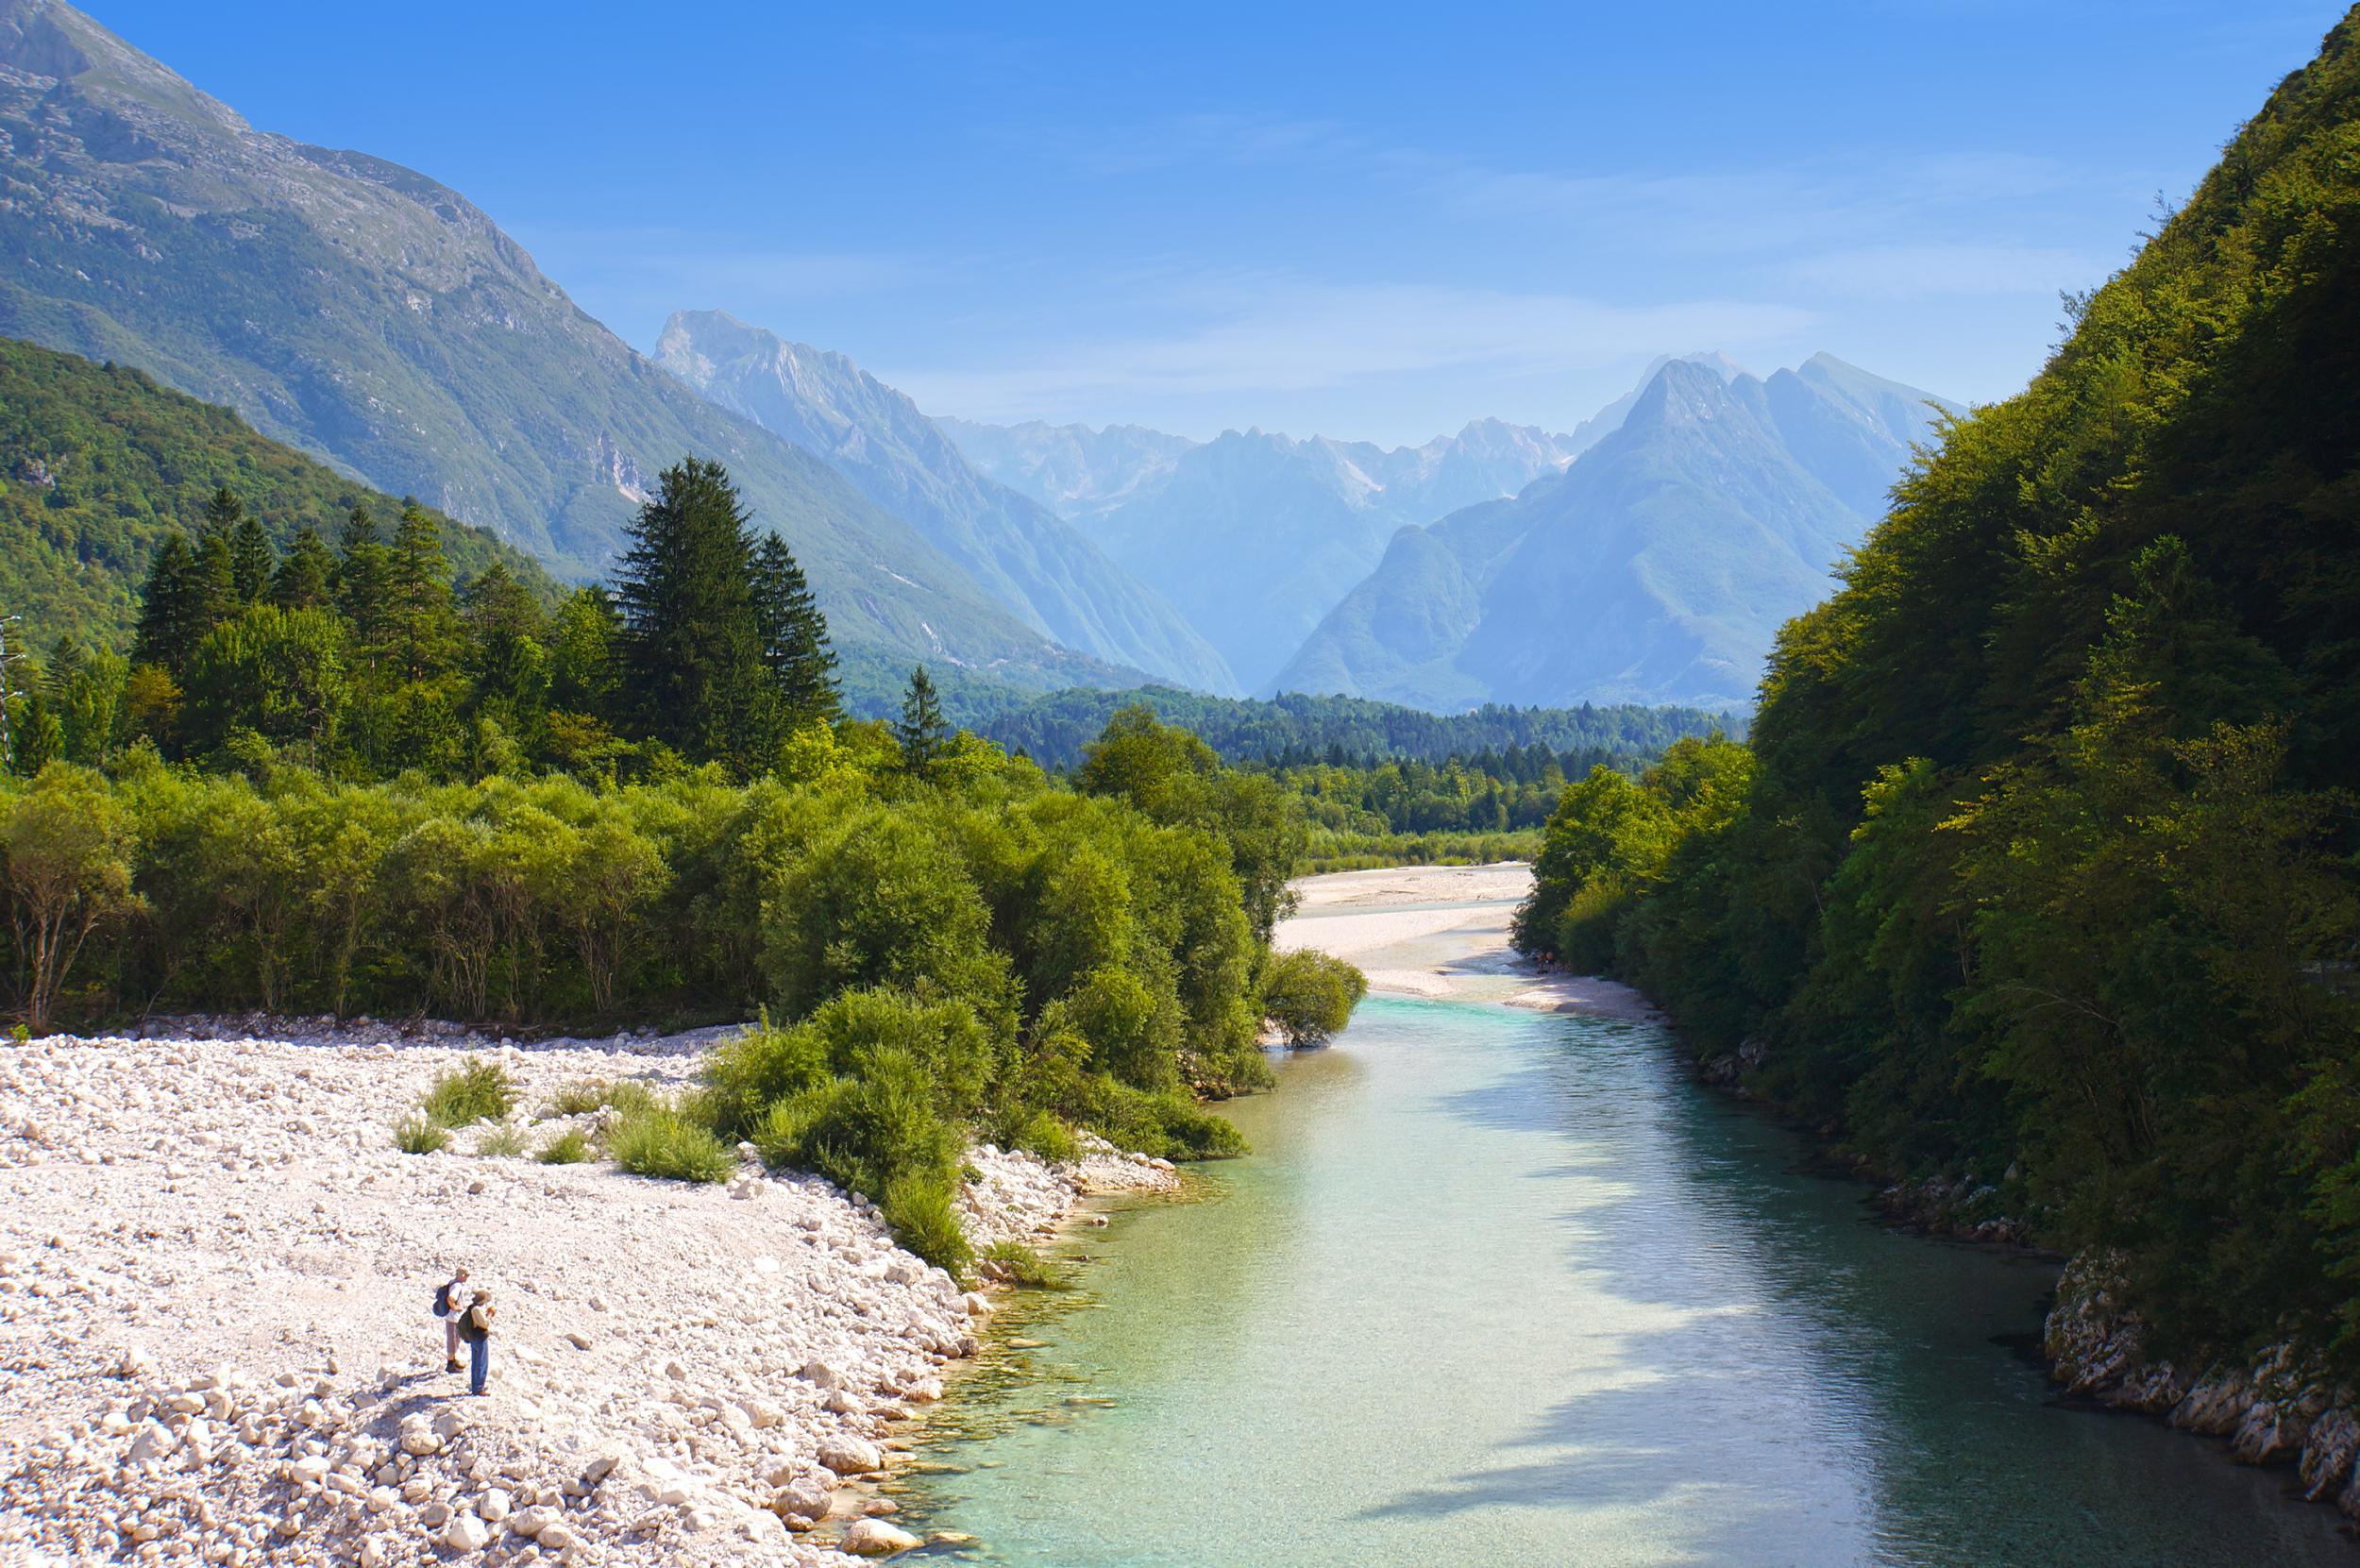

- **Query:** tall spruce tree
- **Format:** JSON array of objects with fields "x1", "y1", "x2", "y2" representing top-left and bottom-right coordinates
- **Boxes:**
[
  {"x1": 270, "y1": 526, "x2": 337, "y2": 611},
  {"x1": 229, "y1": 515, "x2": 274, "y2": 604},
  {"x1": 614, "y1": 458, "x2": 778, "y2": 769},
  {"x1": 385, "y1": 499, "x2": 460, "y2": 682},
  {"x1": 895, "y1": 665, "x2": 949, "y2": 772},
  {"x1": 190, "y1": 526, "x2": 236, "y2": 636},
  {"x1": 131, "y1": 533, "x2": 201, "y2": 672},
  {"x1": 749, "y1": 532, "x2": 839, "y2": 726},
  {"x1": 335, "y1": 505, "x2": 392, "y2": 662}
]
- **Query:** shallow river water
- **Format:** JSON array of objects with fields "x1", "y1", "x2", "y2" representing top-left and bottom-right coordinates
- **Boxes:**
[{"x1": 902, "y1": 997, "x2": 2353, "y2": 1566}]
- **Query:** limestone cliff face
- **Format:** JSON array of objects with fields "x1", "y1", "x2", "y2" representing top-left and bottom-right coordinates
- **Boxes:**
[{"x1": 2047, "y1": 1254, "x2": 2360, "y2": 1514}]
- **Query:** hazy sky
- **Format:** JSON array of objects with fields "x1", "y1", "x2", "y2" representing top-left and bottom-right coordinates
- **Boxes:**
[{"x1": 90, "y1": 0, "x2": 2348, "y2": 444}]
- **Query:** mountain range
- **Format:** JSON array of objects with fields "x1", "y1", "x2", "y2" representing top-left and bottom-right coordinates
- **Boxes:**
[
  {"x1": 652, "y1": 311, "x2": 1233, "y2": 693},
  {"x1": 947, "y1": 416, "x2": 1591, "y2": 690},
  {"x1": 1273, "y1": 354, "x2": 1958, "y2": 708},
  {"x1": 0, "y1": 0, "x2": 1118, "y2": 690},
  {"x1": 0, "y1": 0, "x2": 1956, "y2": 717}
]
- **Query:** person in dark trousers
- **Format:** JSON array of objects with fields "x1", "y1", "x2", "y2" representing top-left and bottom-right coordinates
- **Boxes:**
[
  {"x1": 459, "y1": 1289, "x2": 497, "y2": 1396},
  {"x1": 434, "y1": 1266, "x2": 471, "y2": 1372}
]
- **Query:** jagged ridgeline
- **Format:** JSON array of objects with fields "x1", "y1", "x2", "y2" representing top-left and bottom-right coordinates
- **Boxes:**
[
  {"x1": 1517, "y1": 10, "x2": 2360, "y2": 1361},
  {"x1": 0, "y1": 338, "x2": 554, "y2": 653}
]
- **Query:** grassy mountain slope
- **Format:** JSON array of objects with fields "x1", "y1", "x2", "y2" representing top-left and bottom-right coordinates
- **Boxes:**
[
  {"x1": 0, "y1": 0, "x2": 1115, "y2": 689},
  {"x1": 0, "y1": 336, "x2": 552, "y2": 651},
  {"x1": 655, "y1": 311, "x2": 1236, "y2": 693},
  {"x1": 1274, "y1": 356, "x2": 1952, "y2": 709}
]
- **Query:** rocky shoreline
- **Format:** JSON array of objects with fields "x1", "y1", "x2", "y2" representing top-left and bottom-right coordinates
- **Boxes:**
[
  {"x1": 2047, "y1": 1254, "x2": 2360, "y2": 1523},
  {"x1": 0, "y1": 1017, "x2": 1176, "y2": 1565}
]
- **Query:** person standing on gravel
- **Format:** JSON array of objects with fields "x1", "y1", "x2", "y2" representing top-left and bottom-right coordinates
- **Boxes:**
[
  {"x1": 435, "y1": 1266, "x2": 471, "y2": 1373},
  {"x1": 459, "y1": 1289, "x2": 497, "y2": 1396}
]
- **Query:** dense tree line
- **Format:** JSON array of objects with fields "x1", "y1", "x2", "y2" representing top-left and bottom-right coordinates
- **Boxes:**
[
  {"x1": 77, "y1": 459, "x2": 838, "y2": 782},
  {"x1": 970, "y1": 683, "x2": 1739, "y2": 772},
  {"x1": 1517, "y1": 18, "x2": 2360, "y2": 1369}
]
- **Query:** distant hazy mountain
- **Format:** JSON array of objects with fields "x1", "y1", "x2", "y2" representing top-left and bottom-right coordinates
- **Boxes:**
[
  {"x1": 945, "y1": 415, "x2": 1586, "y2": 690},
  {"x1": 0, "y1": 0, "x2": 1115, "y2": 688},
  {"x1": 656, "y1": 312, "x2": 1235, "y2": 693},
  {"x1": 1272, "y1": 355, "x2": 1957, "y2": 709},
  {"x1": 938, "y1": 418, "x2": 1197, "y2": 515}
]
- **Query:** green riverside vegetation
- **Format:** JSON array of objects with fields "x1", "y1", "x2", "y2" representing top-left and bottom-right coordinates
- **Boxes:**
[
  {"x1": 1516, "y1": 16, "x2": 2360, "y2": 1370},
  {"x1": 0, "y1": 450, "x2": 1345, "y2": 1268}
]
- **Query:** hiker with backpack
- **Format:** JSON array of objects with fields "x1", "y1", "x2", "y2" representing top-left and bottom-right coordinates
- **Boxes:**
[
  {"x1": 434, "y1": 1267, "x2": 471, "y2": 1372},
  {"x1": 458, "y1": 1289, "x2": 497, "y2": 1396}
]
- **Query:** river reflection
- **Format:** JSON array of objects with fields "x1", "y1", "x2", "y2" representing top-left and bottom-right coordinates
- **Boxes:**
[{"x1": 901, "y1": 998, "x2": 2352, "y2": 1567}]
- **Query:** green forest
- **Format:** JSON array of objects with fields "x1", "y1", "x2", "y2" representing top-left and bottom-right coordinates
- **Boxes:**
[
  {"x1": 0, "y1": 449, "x2": 1366, "y2": 1268},
  {"x1": 1516, "y1": 20, "x2": 2360, "y2": 1367}
]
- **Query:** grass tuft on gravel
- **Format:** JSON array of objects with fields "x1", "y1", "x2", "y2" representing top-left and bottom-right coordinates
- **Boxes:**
[
  {"x1": 535, "y1": 1126, "x2": 594, "y2": 1164},
  {"x1": 610, "y1": 1102, "x2": 733, "y2": 1184},
  {"x1": 420, "y1": 1057, "x2": 518, "y2": 1128},
  {"x1": 393, "y1": 1115, "x2": 450, "y2": 1155}
]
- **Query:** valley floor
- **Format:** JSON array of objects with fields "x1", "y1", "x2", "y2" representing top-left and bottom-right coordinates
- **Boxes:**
[{"x1": 0, "y1": 1020, "x2": 1172, "y2": 1566}]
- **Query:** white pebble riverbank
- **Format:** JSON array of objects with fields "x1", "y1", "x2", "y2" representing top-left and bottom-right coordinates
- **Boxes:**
[{"x1": 0, "y1": 1018, "x2": 1175, "y2": 1565}]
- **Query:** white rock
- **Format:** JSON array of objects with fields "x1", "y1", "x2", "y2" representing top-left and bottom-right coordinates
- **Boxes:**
[
  {"x1": 817, "y1": 1435, "x2": 883, "y2": 1475},
  {"x1": 443, "y1": 1511, "x2": 489, "y2": 1551},
  {"x1": 840, "y1": 1517, "x2": 922, "y2": 1555}
]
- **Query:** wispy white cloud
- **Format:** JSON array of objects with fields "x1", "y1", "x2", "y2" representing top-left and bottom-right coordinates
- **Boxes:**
[{"x1": 881, "y1": 274, "x2": 1812, "y2": 424}]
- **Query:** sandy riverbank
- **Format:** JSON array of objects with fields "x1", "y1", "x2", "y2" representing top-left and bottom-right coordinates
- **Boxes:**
[
  {"x1": 1275, "y1": 863, "x2": 1658, "y2": 1021},
  {"x1": 0, "y1": 1019, "x2": 1172, "y2": 1567}
]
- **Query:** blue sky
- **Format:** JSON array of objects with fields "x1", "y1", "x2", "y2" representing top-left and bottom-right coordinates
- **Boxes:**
[{"x1": 92, "y1": 0, "x2": 2348, "y2": 444}]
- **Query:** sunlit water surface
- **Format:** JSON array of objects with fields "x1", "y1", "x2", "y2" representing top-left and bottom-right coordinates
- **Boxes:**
[{"x1": 898, "y1": 998, "x2": 2352, "y2": 1567}]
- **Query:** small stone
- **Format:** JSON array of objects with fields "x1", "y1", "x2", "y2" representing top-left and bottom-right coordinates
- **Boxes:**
[
  {"x1": 817, "y1": 1435, "x2": 883, "y2": 1475},
  {"x1": 840, "y1": 1517, "x2": 922, "y2": 1556},
  {"x1": 443, "y1": 1511, "x2": 489, "y2": 1551}
]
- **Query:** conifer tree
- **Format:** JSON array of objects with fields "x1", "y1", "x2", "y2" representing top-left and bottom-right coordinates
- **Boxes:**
[
  {"x1": 750, "y1": 532, "x2": 839, "y2": 725},
  {"x1": 190, "y1": 526, "x2": 236, "y2": 635},
  {"x1": 229, "y1": 516, "x2": 274, "y2": 604},
  {"x1": 895, "y1": 665, "x2": 949, "y2": 772},
  {"x1": 270, "y1": 526, "x2": 337, "y2": 611},
  {"x1": 385, "y1": 499, "x2": 460, "y2": 683},
  {"x1": 614, "y1": 458, "x2": 776, "y2": 769},
  {"x1": 130, "y1": 534, "x2": 200, "y2": 672},
  {"x1": 335, "y1": 505, "x2": 392, "y2": 662}
]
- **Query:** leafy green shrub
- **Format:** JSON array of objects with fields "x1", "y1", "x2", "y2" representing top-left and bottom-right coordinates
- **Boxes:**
[
  {"x1": 610, "y1": 1102, "x2": 733, "y2": 1183},
  {"x1": 702, "y1": 1015, "x2": 830, "y2": 1139},
  {"x1": 749, "y1": 1047, "x2": 957, "y2": 1197},
  {"x1": 420, "y1": 1057, "x2": 518, "y2": 1128},
  {"x1": 545, "y1": 1077, "x2": 658, "y2": 1120},
  {"x1": 980, "y1": 1239, "x2": 1066, "y2": 1290},
  {"x1": 1259, "y1": 949, "x2": 1370, "y2": 1046},
  {"x1": 1070, "y1": 1075, "x2": 1244, "y2": 1160},
  {"x1": 882, "y1": 1172, "x2": 971, "y2": 1273},
  {"x1": 475, "y1": 1122, "x2": 530, "y2": 1158},
  {"x1": 394, "y1": 1115, "x2": 449, "y2": 1155},
  {"x1": 1011, "y1": 1107, "x2": 1080, "y2": 1164},
  {"x1": 536, "y1": 1126, "x2": 593, "y2": 1164}
]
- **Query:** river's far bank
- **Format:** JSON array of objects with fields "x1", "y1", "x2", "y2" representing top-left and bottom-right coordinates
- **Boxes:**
[
  {"x1": 1274, "y1": 862, "x2": 1658, "y2": 1020},
  {"x1": 0, "y1": 1019, "x2": 1173, "y2": 1567}
]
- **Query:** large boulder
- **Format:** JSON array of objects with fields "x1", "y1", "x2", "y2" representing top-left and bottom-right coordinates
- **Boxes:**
[{"x1": 840, "y1": 1517, "x2": 922, "y2": 1556}]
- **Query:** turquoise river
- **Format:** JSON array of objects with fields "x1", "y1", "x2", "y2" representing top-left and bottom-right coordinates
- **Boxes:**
[{"x1": 895, "y1": 893, "x2": 2353, "y2": 1566}]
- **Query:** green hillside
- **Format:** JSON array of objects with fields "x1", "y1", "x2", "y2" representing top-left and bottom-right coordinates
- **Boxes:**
[
  {"x1": 0, "y1": 337, "x2": 553, "y2": 653},
  {"x1": 1517, "y1": 9, "x2": 2360, "y2": 1363}
]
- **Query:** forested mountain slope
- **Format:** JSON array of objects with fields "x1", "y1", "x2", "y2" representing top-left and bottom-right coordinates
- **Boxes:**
[
  {"x1": 1517, "y1": 8, "x2": 2360, "y2": 1365},
  {"x1": 1275, "y1": 355, "x2": 1952, "y2": 708},
  {"x1": 655, "y1": 311, "x2": 1235, "y2": 693},
  {"x1": 0, "y1": 0, "x2": 1114, "y2": 689},
  {"x1": 0, "y1": 338, "x2": 550, "y2": 651}
]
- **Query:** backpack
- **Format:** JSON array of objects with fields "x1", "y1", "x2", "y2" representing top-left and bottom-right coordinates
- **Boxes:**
[
  {"x1": 433, "y1": 1283, "x2": 452, "y2": 1317},
  {"x1": 458, "y1": 1305, "x2": 490, "y2": 1343}
]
